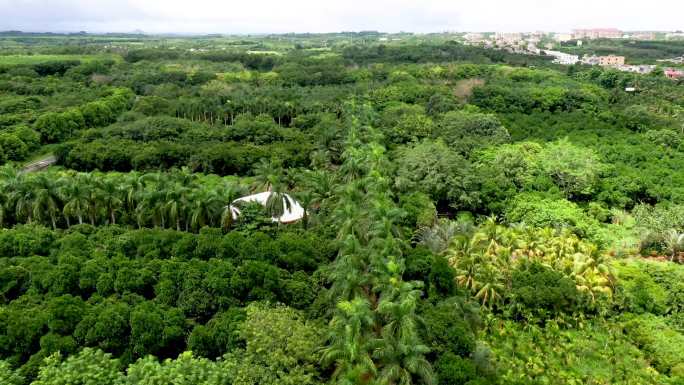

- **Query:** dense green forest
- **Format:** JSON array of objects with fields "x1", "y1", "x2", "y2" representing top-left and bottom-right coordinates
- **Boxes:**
[{"x1": 0, "y1": 32, "x2": 683, "y2": 385}]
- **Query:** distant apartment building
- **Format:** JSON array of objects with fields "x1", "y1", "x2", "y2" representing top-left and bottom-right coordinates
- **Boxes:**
[
  {"x1": 545, "y1": 50, "x2": 579, "y2": 65},
  {"x1": 666, "y1": 32, "x2": 684, "y2": 40},
  {"x1": 573, "y1": 28, "x2": 622, "y2": 39},
  {"x1": 554, "y1": 33, "x2": 573, "y2": 42},
  {"x1": 599, "y1": 55, "x2": 625, "y2": 66},
  {"x1": 463, "y1": 32, "x2": 485, "y2": 43},
  {"x1": 631, "y1": 32, "x2": 656, "y2": 40},
  {"x1": 582, "y1": 55, "x2": 600, "y2": 65},
  {"x1": 664, "y1": 68, "x2": 684, "y2": 79},
  {"x1": 618, "y1": 65, "x2": 656, "y2": 74},
  {"x1": 495, "y1": 32, "x2": 522, "y2": 43},
  {"x1": 527, "y1": 43, "x2": 541, "y2": 55}
]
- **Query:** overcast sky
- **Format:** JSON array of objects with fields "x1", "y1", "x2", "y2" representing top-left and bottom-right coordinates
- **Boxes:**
[{"x1": 0, "y1": 0, "x2": 682, "y2": 34}]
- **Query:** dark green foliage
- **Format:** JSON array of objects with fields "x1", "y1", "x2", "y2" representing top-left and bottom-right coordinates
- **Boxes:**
[
  {"x1": 187, "y1": 308, "x2": 245, "y2": 359},
  {"x1": 509, "y1": 262, "x2": 583, "y2": 321},
  {"x1": 422, "y1": 298, "x2": 478, "y2": 358},
  {"x1": 435, "y1": 352, "x2": 478, "y2": 385},
  {"x1": 129, "y1": 302, "x2": 185, "y2": 358},
  {"x1": 434, "y1": 110, "x2": 510, "y2": 155},
  {"x1": 32, "y1": 61, "x2": 81, "y2": 77}
]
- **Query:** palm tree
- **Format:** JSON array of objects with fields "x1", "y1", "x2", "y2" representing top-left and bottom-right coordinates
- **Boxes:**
[
  {"x1": 374, "y1": 281, "x2": 436, "y2": 385},
  {"x1": 97, "y1": 178, "x2": 124, "y2": 225},
  {"x1": 71, "y1": 173, "x2": 100, "y2": 226},
  {"x1": 121, "y1": 171, "x2": 143, "y2": 212},
  {"x1": 166, "y1": 185, "x2": 191, "y2": 231},
  {"x1": 10, "y1": 179, "x2": 36, "y2": 224},
  {"x1": 322, "y1": 297, "x2": 377, "y2": 385},
  {"x1": 252, "y1": 158, "x2": 294, "y2": 220},
  {"x1": 0, "y1": 165, "x2": 21, "y2": 227},
  {"x1": 189, "y1": 189, "x2": 222, "y2": 231},
  {"x1": 292, "y1": 190, "x2": 314, "y2": 229},
  {"x1": 0, "y1": 191, "x2": 7, "y2": 228},
  {"x1": 252, "y1": 158, "x2": 282, "y2": 192},
  {"x1": 60, "y1": 177, "x2": 90, "y2": 226},
  {"x1": 32, "y1": 174, "x2": 61, "y2": 229},
  {"x1": 415, "y1": 218, "x2": 474, "y2": 255},
  {"x1": 136, "y1": 190, "x2": 166, "y2": 228},
  {"x1": 216, "y1": 182, "x2": 246, "y2": 231},
  {"x1": 663, "y1": 229, "x2": 684, "y2": 261}
]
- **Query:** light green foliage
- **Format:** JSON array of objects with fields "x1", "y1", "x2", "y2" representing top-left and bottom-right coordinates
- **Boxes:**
[
  {"x1": 34, "y1": 109, "x2": 84, "y2": 143},
  {"x1": 536, "y1": 139, "x2": 604, "y2": 198},
  {"x1": 224, "y1": 302, "x2": 323, "y2": 385},
  {"x1": 32, "y1": 348, "x2": 123, "y2": 385},
  {"x1": 632, "y1": 204, "x2": 684, "y2": 253},
  {"x1": 505, "y1": 193, "x2": 604, "y2": 244},
  {"x1": 125, "y1": 353, "x2": 231, "y2": 385},
  {"x1": 442, "y1": 219, "x2": 613, "y2": 310},
  {"x1": 394, "y1": 139, "x2": 472, "y2": 205},
  {"x1": 0, "y1": 360, "x2": 24, "y2": 385},
  {"x1": 645, "y1": 129, "x2": 681, "y2": 149},
  {"x1": 434, "y1": 110, "x2": 510, "y2": 155},
  {"x1": 473, "y1": 142, "x2": 546, "y2": 213},
  {"x1": 487, "y1": 320, "x2": 667, "y2": 385},
  {"x1": 623, "y1": 314, "x2": 684, "y2": 375},
  {"x1": 379, "y1": 102, "x2": 434, "y2": 144},
  {"x1": 0, "y1": 54, "x2": 117, "y2": 66},
  {"x1": 612, "y1": 259, "x2": 684, "y2": 322}
]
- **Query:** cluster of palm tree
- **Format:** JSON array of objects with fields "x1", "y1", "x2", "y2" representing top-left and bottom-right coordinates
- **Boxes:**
[
  {"x1": 0, "y1": 162, "x2": 341, "y2": 232},
  {"x1": 0, "y1": 165, "x2": 250, "y2": 231},
  {"x1": 417, "y1": 217, "x2": 615, "y2": 309},
  {"x1": 323, "y1": 103, "x2": 434, "y2": 385}
]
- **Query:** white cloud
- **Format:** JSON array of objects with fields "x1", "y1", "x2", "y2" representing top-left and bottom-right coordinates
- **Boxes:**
[{"x1": 0, "y1": 0, "x2": 681, "y2": 33}]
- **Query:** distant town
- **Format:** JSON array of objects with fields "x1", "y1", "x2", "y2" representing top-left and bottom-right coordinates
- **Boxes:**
[{"x1": 459, "y1": 28, "x2": 684, "y2": 79}]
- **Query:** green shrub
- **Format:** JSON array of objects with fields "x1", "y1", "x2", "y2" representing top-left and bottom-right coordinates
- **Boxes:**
[
  {"x1": 509, "y1": 262, "x2": 583, "y2": 321},
  {"x1": 435, "y1": 352, "x2": 478, "y2": 385},
  {"x1": 623, "y1": 314, "x2": 684, "y2": 375},
  {"x1": 505, "y1": 193, "x2": 604, "y2": 244}
]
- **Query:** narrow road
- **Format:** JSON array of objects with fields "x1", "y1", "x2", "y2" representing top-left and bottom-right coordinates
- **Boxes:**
[{"x1": 22, "y1": 155, "x2": 57, "y2": 173}]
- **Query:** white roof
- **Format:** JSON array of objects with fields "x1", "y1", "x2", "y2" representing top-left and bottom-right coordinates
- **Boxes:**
[{"x1": 229, "y1": 191, "x2": 305, "y2": 223}]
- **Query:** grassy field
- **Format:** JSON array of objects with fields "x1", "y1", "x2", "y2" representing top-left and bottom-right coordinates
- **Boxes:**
[{"x1": 0, "y1": 53, "x2": 120, "y2": 65}]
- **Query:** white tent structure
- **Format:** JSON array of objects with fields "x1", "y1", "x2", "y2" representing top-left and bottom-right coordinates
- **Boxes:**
[{"x1": 229, "y1": 191, "x2": 305, "y2": 224}]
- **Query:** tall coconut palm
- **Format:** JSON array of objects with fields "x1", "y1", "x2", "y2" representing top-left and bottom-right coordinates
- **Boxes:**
[
  {"x1": 0, "y1": 191, "x2": 7, "y2": 228},
  {"x1": 136, "y1": 189, "x2": 167, "y2": 228},
  {"x1": 374, "y1": 282, "x2": 435, "y2": 385},
  {"x1": 322, "y1": 297, "x2": 377, "y2": 385},
  {"x1": 216, "y1": 182, "x2": 246, "y2": 231},
  {"x1": 252, "y1": 158, "x2": 294, "y2": 219},
  {"x1": 189, "y1": 189, "x2": 222, "y2": 231},
  {"x1": 415, "y1": 218, "x2": 475, "y2": 255},
  {"x1": 97, "y1": 178, "x2": 124, "y2": 225},
  {"x1": 121, "y1": 171, "x2": 143, "y2": 212},
  {"x1": 10, "y1": 179, "x2": 36, "y2": 224},
  {"x1": 166, "y1": 185, "x2": 191, "y2": 231},
  {"x1": 70, "y1": 173, "x2": 100, "y2": 226},
  {"x1": 32, "y1": 174, "x2": 62, "y2": 229},
  {"x1": 60, "y1": 177, "x2": 90, "y2": 226}
]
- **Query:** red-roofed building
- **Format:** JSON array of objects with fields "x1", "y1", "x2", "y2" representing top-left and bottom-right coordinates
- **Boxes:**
[{"x1": 664, "y1": 68, "x2": 684, "y2": 80}]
